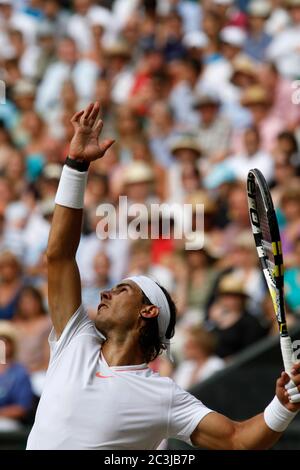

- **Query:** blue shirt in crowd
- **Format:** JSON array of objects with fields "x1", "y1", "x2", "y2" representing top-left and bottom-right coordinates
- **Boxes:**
[{"x1": 0, "y1": 363, "x2": 33, "y2": 411}]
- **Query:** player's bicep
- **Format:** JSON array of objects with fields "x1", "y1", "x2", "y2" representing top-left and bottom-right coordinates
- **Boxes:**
[
  {"x1": 191, "y1": 412, "x2": 238, "y2": 450},
  {"x1": 48, "y1": 258, "x2": 82, "y2": 338}
]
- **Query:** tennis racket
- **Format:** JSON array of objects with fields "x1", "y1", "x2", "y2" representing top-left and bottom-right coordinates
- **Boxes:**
[{"x1": 247, "y1": 168, "x2": 293, "y2": 374}]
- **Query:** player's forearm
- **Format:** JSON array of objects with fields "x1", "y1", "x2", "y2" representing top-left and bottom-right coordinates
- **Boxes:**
[
  {"x1": 233, "y1": 413, "x2": 282, "y2": 450},
  {"x1": 47, "y1": 205, "x2": 83, "y2": 260}
]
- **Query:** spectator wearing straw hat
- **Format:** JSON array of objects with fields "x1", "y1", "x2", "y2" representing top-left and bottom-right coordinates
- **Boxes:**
[
  {"x1": 221, "y1": 55, "x2": 257, "y2": 128},
  {"x1": 168, "y1": 135, "x2": 202, "y2": 203},
  {"x1": 194, "y1": 93, "x2": 232, "y2": 162},
  {"x1": 207, "y1": 275, "x2": 267, "y2": 358},
  {"x1": 236, "y1": 85, "x2": 285, "y2": 153}
]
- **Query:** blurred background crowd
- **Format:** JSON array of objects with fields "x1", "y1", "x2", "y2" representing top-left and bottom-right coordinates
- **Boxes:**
[{"x1": 0, "y1": 0, "x2": 300, "y2": 433}]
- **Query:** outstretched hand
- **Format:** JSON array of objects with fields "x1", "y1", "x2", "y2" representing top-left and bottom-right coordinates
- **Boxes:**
[
  {"x1": 69, "y1": 102, "x2": 115, "y2": 162},
  {"x1": 276, "y1": 362, "x2": 300, "y2": 412}
]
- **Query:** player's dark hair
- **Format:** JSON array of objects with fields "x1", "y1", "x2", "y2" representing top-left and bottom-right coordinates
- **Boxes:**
[{"x1": 139, "y1": 284, "x2": 177, "y2": 363}]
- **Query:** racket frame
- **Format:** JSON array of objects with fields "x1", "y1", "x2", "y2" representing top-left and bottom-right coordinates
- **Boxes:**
[{"x1": 247, "y1": 169, "x2": 293, "y2": 373}]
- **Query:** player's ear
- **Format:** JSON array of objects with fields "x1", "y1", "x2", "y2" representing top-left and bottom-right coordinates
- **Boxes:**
[{"x1": 140, "y1": 305, "x2": 159, "y2": 319}]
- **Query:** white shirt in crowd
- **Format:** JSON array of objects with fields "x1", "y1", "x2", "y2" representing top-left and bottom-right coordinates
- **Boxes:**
[
  {"x1": 173, "y1": 357, "x2": 225, "y2": 391},
  {"x1": 226, "y1": 149, "x2": 274, "y2": 183},
  {"x1": 36, "y1": 60, "x2": 99, "y2": 116},
  {"x1": 27, "y1": 305, "x2": 213, "y2": 450}
]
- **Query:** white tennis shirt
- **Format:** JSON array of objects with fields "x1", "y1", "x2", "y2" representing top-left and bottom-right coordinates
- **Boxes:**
[{"x1": 26, "y1": 305, "x2": 213, "y2": 450}]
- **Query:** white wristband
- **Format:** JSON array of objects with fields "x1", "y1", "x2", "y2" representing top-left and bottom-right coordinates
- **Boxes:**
[
  {"x1": 55, "y1": 165, "x2": 88, "y2": 209},
  {"x1": 264, "y1": 396, "x2": 298, "y2": 432}
]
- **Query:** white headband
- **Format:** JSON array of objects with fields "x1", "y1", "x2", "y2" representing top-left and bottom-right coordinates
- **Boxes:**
[{"x1": 124, "y1": 276, "x2": 173, "y2": 361}]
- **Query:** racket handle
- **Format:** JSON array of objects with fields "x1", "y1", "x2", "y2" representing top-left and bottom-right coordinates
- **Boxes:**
[{"x1": 280, "y1": 336, "x2": 294, "y2": 375}]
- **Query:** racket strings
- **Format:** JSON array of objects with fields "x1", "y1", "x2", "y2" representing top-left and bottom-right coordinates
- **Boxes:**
[{"x1": 255, "y1": 182, "x2": 276, "y2": 277}]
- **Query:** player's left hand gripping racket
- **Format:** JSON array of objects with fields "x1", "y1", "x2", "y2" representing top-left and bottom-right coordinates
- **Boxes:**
[{"x1": 247, "y1": 168, "x2": 293, "y2": 375}]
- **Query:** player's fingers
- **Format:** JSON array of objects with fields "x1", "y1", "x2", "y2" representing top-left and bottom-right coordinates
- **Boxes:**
[
  {"x1": 287, "y1": 386, "x2": 300, "y2": 396},
  {"x1": 289, "y1": 393, "x2": 300, "y2": 403},
  {"x1": 80, "y1": 103, "x2": 94, "y2": 125},
  {"x1": 89, "y1": 101, "x2": 100, "y2": 127},
  {"x1": 285, "y1": 378, "x2": 296, "y2": 390},
  {"x1": 278, "y1": 372, "x2": 290, "y2": 388},
  {"x1": 98, "y1": 139, "x2": 115, "y2": 156},
  {"x1": 291, "y1": 363, "x2": 300, "y2": 376},
  {"x1": 94, "y1": 118, "x2": 104, "y2": 135},
  {"x1": 71, "y1": 110, "x2": 84, "y2": 127}
]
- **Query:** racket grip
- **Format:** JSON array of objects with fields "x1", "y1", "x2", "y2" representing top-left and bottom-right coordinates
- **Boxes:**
[{"x1": 280, "y1": 336, "x2": 294, "y2": 375}]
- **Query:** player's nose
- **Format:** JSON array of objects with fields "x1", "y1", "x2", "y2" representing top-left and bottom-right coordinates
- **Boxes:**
[{"x1": 101, "y1": 290, "x2": 112, "y2": 302}]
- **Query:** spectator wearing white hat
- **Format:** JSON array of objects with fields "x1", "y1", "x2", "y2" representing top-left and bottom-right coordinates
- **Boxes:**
[
  {"x1": 67, "y1": 0, "x2": 112, "y2": 54},
  {"x1": 265, "y1": 0, "x2": 291, "y2": 36},
  {"x1": 175, "y1": 0, "x2": 203, "y2": 35},
  {"x1": 220, "y1": 25, "x2": 247, "y2": 55},
  {"x1": 183, "y1": 30, "x2": 209, "y2": 61},
  {"x1": 244, "y1": 0, "x2": 272, "y2": 62},
  {"x1": 0, "y1": 0, "x2": 39, "y2": 47},
  {"x1": 201, "y1": 26, "x2": 248, "y2": 102},
  {"x1": 266, "y1": 0, "x2": 300, "y2": 79}
]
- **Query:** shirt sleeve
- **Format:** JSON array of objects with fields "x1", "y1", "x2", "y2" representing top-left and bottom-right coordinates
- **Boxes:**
[
  {"x1": 48, "y1": 304, "x2": 105, "y2": 364},
  {"x1": 167, "y1": 381, "x2": 214, "y2": 445}
]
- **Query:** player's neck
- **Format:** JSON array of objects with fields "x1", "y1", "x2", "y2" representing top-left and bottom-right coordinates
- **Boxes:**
[{"x1": 101, "y1": 335, "x2": 146, "y2": 367}]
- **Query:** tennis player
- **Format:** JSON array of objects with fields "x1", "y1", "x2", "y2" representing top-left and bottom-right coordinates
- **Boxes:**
[{"x1": 27, "y1": 103, "x2": 300, "y2": 450}]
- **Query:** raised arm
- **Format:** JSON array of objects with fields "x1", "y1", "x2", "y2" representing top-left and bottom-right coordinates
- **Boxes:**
[
  {"x1": 47, "y1": 102, "x2": 114, "y2": 337},
  {"x1": 191, "y1": 364, "x2": 300, "y2": 450}
]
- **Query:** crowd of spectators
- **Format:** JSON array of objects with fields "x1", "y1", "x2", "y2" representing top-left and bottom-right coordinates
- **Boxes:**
[{"x1": 0, "y1": 0, "x2": 300, "y2": 431}]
